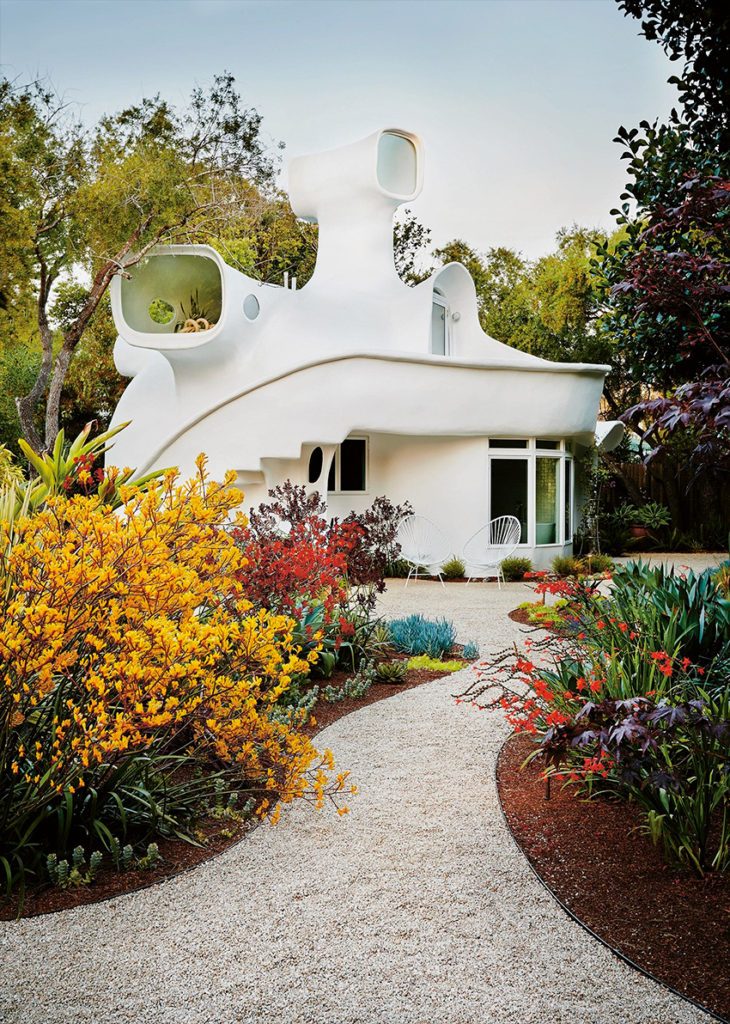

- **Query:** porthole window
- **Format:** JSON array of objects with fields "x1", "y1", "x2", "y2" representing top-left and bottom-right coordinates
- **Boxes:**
[
  {"x1": 243, "y1": 294, "x2": 260, "y2": 321},
  {"x1": 148, "y1": 298, "x2": 175, "y2": 325},
  {"x1": 308, "y1": 447, "x2": 323, "y2": 483}
]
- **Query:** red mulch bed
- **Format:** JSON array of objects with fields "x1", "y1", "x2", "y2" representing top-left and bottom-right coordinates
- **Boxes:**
[
  {"x1": 497, "y1": 732, "x2": 730, "y2": 1021},
  {"x1": 2, "y1": 665, "x2": 449, "y2": 921}
]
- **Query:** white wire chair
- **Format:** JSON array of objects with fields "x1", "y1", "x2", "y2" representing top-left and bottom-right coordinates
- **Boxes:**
[
  {"x1": 395, "y1": 514, "x2": 451, "y2": 588},
  {"x1": 462, "y1": 515, "x2": 522, "y2": 588}
]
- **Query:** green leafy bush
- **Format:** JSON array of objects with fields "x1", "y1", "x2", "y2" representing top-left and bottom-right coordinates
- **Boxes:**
[
  {"x1": 551, "y1": 555, "x2": 584, "y2": 577},
  {"x1": 501, "y1": 556, "x2": 532, "y2": 581},
  {"x1": 442, "y1": 556, "x2": 465, "y2": 579},
  {"x1": 584, "y1": 552, "x2": 613, "y2": 574}
]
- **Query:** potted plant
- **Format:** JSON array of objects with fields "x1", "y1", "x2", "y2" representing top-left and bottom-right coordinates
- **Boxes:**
[{"x1": 633, "y1": 501, "x2": 671, "y2": 539}]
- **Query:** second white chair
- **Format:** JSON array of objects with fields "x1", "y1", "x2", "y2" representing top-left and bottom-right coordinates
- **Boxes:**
[{"x1": 462, "y1": 515, "x2": 521, "y2": 588}]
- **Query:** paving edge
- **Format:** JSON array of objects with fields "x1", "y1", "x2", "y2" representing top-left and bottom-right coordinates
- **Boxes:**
[{"x1": 494, "y1": 733, "x2": 729, "y2": 1024}]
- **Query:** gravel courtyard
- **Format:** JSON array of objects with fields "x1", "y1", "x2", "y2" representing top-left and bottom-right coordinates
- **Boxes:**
[{"x1": 0, "y1": 560, "x2": 720, "y2": 1024}]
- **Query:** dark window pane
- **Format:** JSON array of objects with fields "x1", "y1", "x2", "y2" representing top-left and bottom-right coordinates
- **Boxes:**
[
  {"x1": 327, "y1": 456, "x2": 336, "y2": 491},
  {"x1": 536, "y1": 439, "x2": 559, "y2": 450},
  {"x1": 489, "y1": 439, "x2": 528, "y2": 449},
  {"x1": 340, "y1": 439, "x2": 366, "y2": 491},
  {"x1": 490, "y1": 459, "x2": 527, "y2": 543},
  {"x1": 308, "y1": 447, "x2": 323, "y2": 483}
]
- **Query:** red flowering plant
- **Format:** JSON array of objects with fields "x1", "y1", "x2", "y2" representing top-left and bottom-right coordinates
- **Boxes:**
[
  {"x1": 456, "y1": 559, "x2": 730, "y2": 874},
  {"x1": 231, "y1": 483, "x2": 412, "y2": 675}
]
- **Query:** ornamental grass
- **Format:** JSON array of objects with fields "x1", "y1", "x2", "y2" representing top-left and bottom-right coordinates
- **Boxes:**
[{"x1": 0, "y1": 457, "x2": 353, "y2": 896}]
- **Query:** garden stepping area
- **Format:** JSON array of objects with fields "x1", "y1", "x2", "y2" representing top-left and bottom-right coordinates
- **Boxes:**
[{"x1": 0, "y1": 574, "x2": 716, "y2": 1024}]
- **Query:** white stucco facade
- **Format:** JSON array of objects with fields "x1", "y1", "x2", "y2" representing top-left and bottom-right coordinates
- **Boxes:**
[{"x1": 107, "y1": 127, "x2": 621, "y2": 569}]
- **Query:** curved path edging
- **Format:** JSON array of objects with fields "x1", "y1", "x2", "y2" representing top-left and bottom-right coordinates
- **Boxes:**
[
  {"x1": 494, "y1": 735, "x2": 728, "y2": 1024},
  {"x1": 0, "y1": 579, "x2": 715, "y2": 1024}
]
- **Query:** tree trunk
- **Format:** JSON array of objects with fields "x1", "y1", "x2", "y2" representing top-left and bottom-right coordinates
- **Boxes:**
[{"x1": 16, "y1": 260, "x2": 55, "y2": 452}]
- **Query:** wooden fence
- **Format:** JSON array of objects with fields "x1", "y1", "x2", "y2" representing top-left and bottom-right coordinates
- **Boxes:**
[{"x1": 602, "y1": 461, "x2": 730, "y2": 537}]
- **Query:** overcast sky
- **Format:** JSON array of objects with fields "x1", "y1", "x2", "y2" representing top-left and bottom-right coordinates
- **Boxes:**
[{"x1": 1, "y1": 0, "x2": 677, "y2": 259}]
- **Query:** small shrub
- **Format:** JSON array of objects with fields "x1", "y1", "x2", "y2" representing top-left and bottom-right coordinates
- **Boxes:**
[
  {"x1": 552, "y1": 555, "x2": 585, "y2": 577},
  {"x1": 442, "y1": 556, "x2": 465, "y2": 580},
  {"x1": 462, "y1": 642, "x2": 479, "y2": 660},
  {"x1": 583, "y1": 552, "x2": 613, "y2": 574},
  {"x1": 385, "y1": 558, "x2": 410, "y2": 578},
  {"x1": 388, "y1": 615, "x2": 457, "y2": 658},
  {"x1": 501, "y1": 556, "x2": 533, "y2": 581},
  {"x1": 375, "y1": 659, "x2": 408, "y2": 684}
]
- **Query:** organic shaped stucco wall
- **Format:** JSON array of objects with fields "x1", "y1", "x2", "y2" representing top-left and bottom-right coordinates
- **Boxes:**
[{"x1": 108, "y1": 127, "x2": 615, "y2": 500}]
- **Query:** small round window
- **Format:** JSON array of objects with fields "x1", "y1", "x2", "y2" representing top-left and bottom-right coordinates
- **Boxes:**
[
  {"x1": 148, "y1": 298, "x2": 175, "y2": 325},
  {"x1": 243, "y1": 294, "x2": 260, "y2": 321},
  {"x1": 308, "y1": 447, "x2": 323, "y2": 483}
]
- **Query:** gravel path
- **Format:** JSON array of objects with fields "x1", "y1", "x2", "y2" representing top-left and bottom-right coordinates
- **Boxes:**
[{"x1": 0, "y1": 571, "x2": 717, "y2": 1024}]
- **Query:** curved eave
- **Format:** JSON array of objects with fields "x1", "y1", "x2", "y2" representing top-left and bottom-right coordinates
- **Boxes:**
[{"x1": 128, "y1": 352, "x2": 609, "y2": 477}]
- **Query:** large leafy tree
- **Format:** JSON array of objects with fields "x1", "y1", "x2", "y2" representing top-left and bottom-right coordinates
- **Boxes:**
[
  {"x1": 593, "y1": 0, "x2": 730, "y2": 498},
  {"x1": 0, "y1": 73, "x2": 281, "y2": 452},
  {"x1": 432, "y1": 228, "x2": 638, "y2": 417}
]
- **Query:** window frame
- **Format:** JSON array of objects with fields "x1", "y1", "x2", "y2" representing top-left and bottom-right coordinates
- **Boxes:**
[
  {"x1": 486, "y1": 438, "x2": 574, "y2": 547},
  {"x1": 430, "y1": 291, "x2": 450, "y2": 356},
  {"x1": 327, "y1": 436, "x2": 369, "y2": 495}
]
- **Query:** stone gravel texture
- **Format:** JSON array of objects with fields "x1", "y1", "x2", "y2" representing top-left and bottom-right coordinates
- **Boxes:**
[{"x1": 0, "y1": 557, "x2": 720, "y2": 1024}]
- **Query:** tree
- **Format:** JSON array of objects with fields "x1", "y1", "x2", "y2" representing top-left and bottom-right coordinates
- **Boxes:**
[
  {"x1": 595, "y1": 1, "x2": 730, "y2": 501},
  {"x1": 617, "y1": 0, "x2": 730, "y2": 155},
  {"x1": 432, "y1": 228, "x2": 639, "y2": 417},
  {"x1": 0, "y1": 73, "x2": 281, "y2": 452}
]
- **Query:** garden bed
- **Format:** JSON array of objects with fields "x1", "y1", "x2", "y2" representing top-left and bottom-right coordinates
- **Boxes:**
[
  {"x1": 1, "y1": 664, "x2": 449, "y2": 921},
  {"x1": 497, "y1": 731, "x2": 730, "y2": 1021}
]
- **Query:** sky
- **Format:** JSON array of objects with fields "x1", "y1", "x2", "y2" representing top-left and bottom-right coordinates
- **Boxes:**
[{"x1": 0, "y1": 0, "x2": 678, "y2": 260}]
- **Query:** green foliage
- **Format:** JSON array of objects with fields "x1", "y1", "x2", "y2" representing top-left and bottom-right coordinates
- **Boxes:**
[
  {"x1": 406, "y1": 655, "x2": 465, "y2": 672},
  {"x1": 388, "y1": 615, "x2": 457, "y2": 658},
  {"x1": 441, "y1": 556, "x2": 465, "y2": 579},
  {"x1": 634, "y1": 501, "x2": 671, "y2": 530},
  {"x1": 432, "y1": 229, "x2": 637, "y2": 417},
  {"x1": 551, "y1": 555, "x2": 585, "y2": 577},
  {"x1": 322, "y1": 660, "x2": 376, "y2": 702},
  {"x1": 15, "y1": 421, "x2": 164, "y2": 517},
  {"x1": 516, "y1": 600, "x2": 572, "y2": 629},
  {"x1": 0, "y1": 344, "x2": 41, "y2": 456},
  {"x1": 500, "y1": 556, "x2": 533, "y2": 581},
  {"x1": 584, "y1": 552, "x2": 613, "y2": 574},
  {"x1": 0, "y1": 72, "x2": 286, "y2": 448},
  {"x1": 374, "y1": 659, "x2": 408, "y2": 684},
  {"x1": 462, "y1": 642, "x2": 480, "y2": 660}
]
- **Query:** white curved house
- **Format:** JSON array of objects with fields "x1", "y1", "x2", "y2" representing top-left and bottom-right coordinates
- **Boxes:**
[{"x1": 108, "y1": 128, "x2": 622, "y2": 569}]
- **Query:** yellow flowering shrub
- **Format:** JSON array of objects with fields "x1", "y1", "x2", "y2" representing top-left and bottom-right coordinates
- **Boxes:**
[{"x1": 0, "y1": 457, "x2": 353, "y2": 884}]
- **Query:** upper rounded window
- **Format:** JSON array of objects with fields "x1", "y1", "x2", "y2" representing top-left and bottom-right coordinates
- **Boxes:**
[
  {"x1": 243, "y1": 294, "x2": 260, "y2": 321},
  {"x1": 377, "y1": 132, "x2": 417, "y2": 196}
]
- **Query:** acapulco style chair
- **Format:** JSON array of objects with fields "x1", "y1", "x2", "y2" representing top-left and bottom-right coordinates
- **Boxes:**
[
  {"x1": 395, "y1": 514, "x2": 451, "y2": 588},
  {"x1": 462, "y1": 515, "x2": 521, "y2": 587}
]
